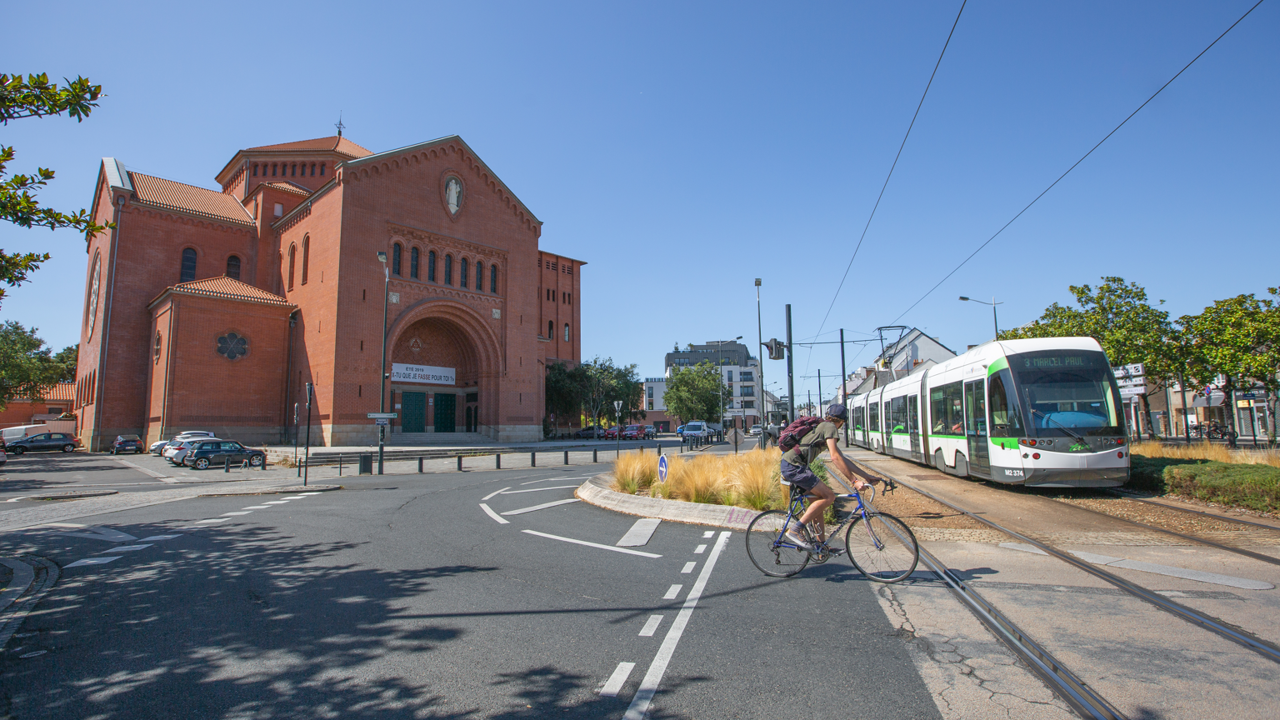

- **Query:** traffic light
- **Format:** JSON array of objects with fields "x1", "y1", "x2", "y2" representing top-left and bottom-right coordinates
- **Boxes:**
[{"x1": 763, "y1": 339, "x2": 787, "y2": 360}]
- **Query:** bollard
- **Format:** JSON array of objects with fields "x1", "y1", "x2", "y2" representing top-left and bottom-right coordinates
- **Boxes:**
[
  {"x1": 531, "y1": 452, "x2": 536, "y2": 467},
  {"x1": 418, "y1": 457, "x2": 424, "y2": 473},
  {"x1": 593, "y1": 449, "x2": 598, "y2": 463},
  {"x1": 224, "y1": 457, "x2": 230, "y2": 473},
  {"x1": 457, "y1": 455, "x2": 463, "y2": 472},
  {"x1": 496, "y1": 453, "x2": 501, "y2": 469},
  {"x1": 564, "y1": 450, "x2": 569, "y2": 465},
  {"x1": 339, "y1": 456, "x2": 344, "y2": 476}
]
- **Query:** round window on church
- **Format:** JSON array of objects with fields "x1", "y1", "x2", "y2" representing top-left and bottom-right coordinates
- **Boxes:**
[{"x1": 216, "y1": 332, "x2": 249, "y2": 361}]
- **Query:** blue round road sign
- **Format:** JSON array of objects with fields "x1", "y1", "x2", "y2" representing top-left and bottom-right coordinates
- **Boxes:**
[{"x1": 657, "y1": 454, "x2": 669, "y2": 483}]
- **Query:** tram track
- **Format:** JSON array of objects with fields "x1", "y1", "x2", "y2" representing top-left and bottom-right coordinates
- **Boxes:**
[
  {"x1": 852, "y1": 459, "x2": 1280, "y2": 667},
  {"x1": 1106, "y1": 489, "x2": 1280, "y2": 532}
]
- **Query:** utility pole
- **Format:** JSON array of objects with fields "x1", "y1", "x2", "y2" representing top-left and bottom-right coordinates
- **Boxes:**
[
  {"x1": 755, "y1": 279, "x2": 764, "y2": 432},
  {"x1": 839, "y1": 328, "x2": 849, "y2": 447},
  {"x1": 818, "y1": 369, "x2": 823, "y2": 418},
  {"x1": 785, "y1": 304, "x2": 795, "y2": 424}
]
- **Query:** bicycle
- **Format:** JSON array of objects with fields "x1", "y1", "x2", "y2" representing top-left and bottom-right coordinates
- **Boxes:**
[{"x1": 745, "y1": 476, "x2": 919, "y2": 582}]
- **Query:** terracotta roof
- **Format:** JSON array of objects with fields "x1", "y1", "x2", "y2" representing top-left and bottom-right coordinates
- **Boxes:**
[
  {"x1": 46, "y1": 383, "x2": 74, "y2": 402},
  {"x1": 157, "y1": 276, "x2": 293, "y2": 308},
  {"x1": 263, "y1": 181, "x2": 313, "y2": 197},
  {"x1": 245, "y1": 136, "x2": 372, "y2": 158},
  {"x1": 129, "y1": 172, "x2": 254, "y2": 227}
]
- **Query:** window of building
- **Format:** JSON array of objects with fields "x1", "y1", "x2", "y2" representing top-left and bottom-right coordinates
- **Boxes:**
[
  {"x1": 287, "y1": 245, "x2": 296, "y2": 290},
  {"x1": 647, "y1": 387, "x2": 653, "y2": 399},
  {"x1": 410, "y1": 247, "x2": 419, "y2": 279},
  {"x1": 547, "y1": 320, "x2": 553, "y2": 339},
  {"x1": 310, "y1": 163, "x2": 316, "y2": 176},
  {"x1": 564, "y1": 323, "x2": 570, "y2": 342},
  {"x1": 320, "y1": 163, "x2": 326, "y2": 175},
  {"x1": 567, "y1": 292, "x2": 572, "y2": 305},
  {"x1": 491, "y1": 265, "x2": 497, "y2": 294},
  {"x1": 727, "y1": 370, "x2": 734, "y2": 383},
  {"x1": 301, "y1": 236, "x2": 310, "y2": 284},
  {"x1": 180, "y1": 248, "x2": 197, "y2": 282},
  {"x1": 741, "y1": 371, "x2": 754, "y2": 382},
  {"x1": 444, "y1": 255, "x2": 453, "y2": 285},
  {"x1": 475, "y1": 262, "x2": 484, "y2": 292},
  {"x1": 648, "y1": 400, "x2": 654, "y2": 411},
  {"x1": 252, "y1": 164, "x2": 258, "y2": 177},
  {"x1": 293, "y1": 164, "x2": 298, "y2": 177},
  {"x1": 272, "y1": 164, "x2": 278, "y2": 177},
  {"x1": 460, "y1": 258, "x2": 468, "y2": 289},
  {"x1": 741, "y1": 386, "x2": 754, "y2": 397},
  {"x1": 226, "y1": 255, "x2": 241, "y2": 280},
  {"x1": 392, "y1": 243, "x2": 402, "y2": 276},
  {"x1": 274, "y1": 203, "x2": 283, "y2": 218},
  {"x1": 428, "y1": 251, "x2": 436, "y2": 282},
  {"x1": 743, "y1": 400, "x2": 755, "y2": 409}
]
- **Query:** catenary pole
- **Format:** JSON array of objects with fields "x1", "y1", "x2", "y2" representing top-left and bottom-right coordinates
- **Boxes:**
[
  {"x1": 840, "y1": 328, "x2": 849, "y2": 447},
  {"x1": 755, "y1": 279, "x2": 764, "y2": 428},
  {"x1": 785, "y1": 304, "x2": 795, "y2": 424}
]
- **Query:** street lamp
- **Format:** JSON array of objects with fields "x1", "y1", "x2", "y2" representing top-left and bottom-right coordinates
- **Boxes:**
[
  {"x1": 960, "y1": 296, "x2": 1003, "y2": 341},
  {"x1": 378, "y1": 250, "x2": 390, "y2": 475}
]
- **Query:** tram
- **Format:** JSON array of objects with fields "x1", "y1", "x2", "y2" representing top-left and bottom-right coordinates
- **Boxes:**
[{"x1": 847, "y1": 337, "x2": 1129, "y2": 487}]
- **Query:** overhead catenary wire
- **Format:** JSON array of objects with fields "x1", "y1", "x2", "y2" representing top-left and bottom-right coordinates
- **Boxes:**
[{"x1": 888, "y1": 0, "x2": 1269, "y2": 327}]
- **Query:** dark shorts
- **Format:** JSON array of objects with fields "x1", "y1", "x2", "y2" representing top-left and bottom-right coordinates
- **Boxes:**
[{"x1": 780, "y1": 459, "x2": 819, "y2": 491}]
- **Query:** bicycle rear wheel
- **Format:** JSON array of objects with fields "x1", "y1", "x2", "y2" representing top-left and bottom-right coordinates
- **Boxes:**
[
  {"x1": 745, "y1": 510, "x2": 810, "y2": 578},
  {"x1": 844, "y1": 512, "x2": 918, "y2": 583}
]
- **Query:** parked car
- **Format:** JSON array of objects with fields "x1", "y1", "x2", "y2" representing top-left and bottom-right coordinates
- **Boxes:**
[
  {"x1": 574, "y1": 426, "x2": 604, "y2": 439},
  {"x1": 604, "y1": 426, "x2": 621, "y2": 440},
  {"x1": 151, "y1": 431, "x2": 216, "y2": 455},
  {"x1": 0, "y1": 439, "x2": 6, "y2": 466},
  {"x1": 622, "y1": 424, "x2": 644, "y2": 440},
  {"x1": 164, "y1": 438, "x2": 216, "y2": 466},
  {"x1": 748, "y1": 425, "x2": 762, "y2": 436},
  {"x1": 682, "y1": 421, "x2": 711, "y2": 439},
  {"x1": 644, "y1": 425, "x2": 656, "y2": 439},
  {"x1": 183, "y1": 440, "x2": 266, "y2": 470},
  {"x1": 6, "y1": 432, "x2": 80, "y2": 455},
  {"x1": 675, "y1": 425, "x2": 685, "y2": 438},
  {"x1": 112, "y1": 434, "x2": 145, "y2": 454}
]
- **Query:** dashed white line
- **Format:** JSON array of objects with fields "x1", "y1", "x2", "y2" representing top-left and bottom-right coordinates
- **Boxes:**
[
  {"x1": 243, "y1": 506, "x2": 270, "y2": 510},
  {"x1": 681, "y1": 562, "x2": 696, "y2": 574},
  {"x1": 499, "y1": 486, "x2": 579, "y2": 495},
  {"x1": 282, "y1": 496, "x2": 307, "y2": 499},
  {"x1": 600, "y1": 662, "x2": 636, "y2": 697},
  {"x1": 520, "y1": 476, "x2": 585, "y2": 486},
  {"x1": 701, "y1": 531, "x2": 714, "y2": 539},
  {"x1": 625, "y1": 531, "x2": 731, "y2": 720},
  {"x1": 500, "y1": 498, "x2": 579, "y2": 516},
  {"x1": 263, "y1": 501, "x2": 289, "y2": 505},
  {"x1": 522, "y1": 530, "x2": 662, "y2": 558},
  {"x1": 97, "y1": 545, "x2": 151, "y2": 553},
  {"x1": 139, "y1": 535, "x2": 181, "y2": 542},
  {"x1": 663, "y1": 585, "x2": 682, "y2": 600},
  {"x1": 482, "y1": 487, "x2": 512, "y2": 502},
  {"x1": 195, "y1": 518, "x2": 229, "y2": 524},
  {"x1": 65, "y1": 557, "x2": 121, "y2": 568},
  {"x1": 479, "y1": 504, "x2": 510, "y2": 524},
  {"x1": 639, "y1": 615, "x2": 664, "y2": 637},
  {"x1": 694, "y1": 544, "x2": 707, "y2": 554},
  {"x1": 222, "y1": 511, "x2": 252, "y2": 516}
]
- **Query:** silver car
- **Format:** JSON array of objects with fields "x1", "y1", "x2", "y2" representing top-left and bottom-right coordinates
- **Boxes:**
[
  {"x1": 153, "y1": 431, "x2": 215, "y2": 456},
  {"x1": 164, "y1": 437, "x2": 219, "y2": 466}
]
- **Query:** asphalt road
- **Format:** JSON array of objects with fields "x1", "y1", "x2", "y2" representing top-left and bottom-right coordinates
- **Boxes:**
[{"x1": 0, "y1": 458, "x2": 938, "y2": 719}]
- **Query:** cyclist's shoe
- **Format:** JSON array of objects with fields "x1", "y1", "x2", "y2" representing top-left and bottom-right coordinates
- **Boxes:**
[{"x1": 783, "y1": 529, "x2": 813, "y2": 552}]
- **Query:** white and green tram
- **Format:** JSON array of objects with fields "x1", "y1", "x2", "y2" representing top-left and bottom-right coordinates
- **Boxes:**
[{"x1": 848, "y1": 337, "x2": 1129, "y2": 487}]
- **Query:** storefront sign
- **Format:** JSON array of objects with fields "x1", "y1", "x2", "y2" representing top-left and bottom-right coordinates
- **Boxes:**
[
  {"x1": 1112, "y1": 363, "x2": 1144, "y2": 380},
  {"x1": 390, "y1": 363, "x2": 456, "y2": 385}
]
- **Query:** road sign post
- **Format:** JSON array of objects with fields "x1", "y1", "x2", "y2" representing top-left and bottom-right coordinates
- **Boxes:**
[{"x1": 614, "y1": 400, "x2": 623, "y2": 458}]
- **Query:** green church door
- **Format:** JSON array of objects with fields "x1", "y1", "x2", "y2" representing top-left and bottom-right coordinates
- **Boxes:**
[
  {"x1": 402, "y1": 392, "x2": 426, "y2": 433},
  {"x1": 434, "y1": 393, "x2": 456, "y2": 433}
]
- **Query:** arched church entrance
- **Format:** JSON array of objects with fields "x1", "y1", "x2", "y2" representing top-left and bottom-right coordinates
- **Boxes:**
[{"x1": 389, "y1": 315, "x2": 488, "y2": 436}]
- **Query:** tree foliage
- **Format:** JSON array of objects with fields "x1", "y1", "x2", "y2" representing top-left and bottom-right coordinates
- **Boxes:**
[
  {"x1": 577, "y1": 357, "x2": 645, "y2": 428},
  {"x1": 0, "y1": 321, "x2": 68, "y2": 410},
  {"x1": 1, "y1": 73, "x2": 110, "y2": 306},
  {"x1": 1180, "y1": 293, "x2": 1276, "y2": 446},
  {"x1": 545, "y1": 361, "x2": 588, "y2": 436},
  {"x1": 663, "y1": 361, "x2": 728, "y2": 425}
]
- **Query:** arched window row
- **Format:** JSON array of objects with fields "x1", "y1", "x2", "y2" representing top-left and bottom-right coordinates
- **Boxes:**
[
  {"x1": 387, "y1": 244, "x2": 501, "y2": 295},
  {"x1": 251, "y1": 162, "x2": 326, "y2": 178},
  {"x1": 300, "y1": 236, "x2": 310, "y2": 285},
  {"x1": 226, "y1": 254, "x2": 241, "y2": 280},
  {"x1": 180, "y1": 248, "x2": 197, "y2": 283},
  {"x1": 287, "y1": 244, "x2": 297, "y2": 291}
]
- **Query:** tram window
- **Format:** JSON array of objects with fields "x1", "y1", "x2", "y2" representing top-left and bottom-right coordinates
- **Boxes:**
[
  {"x1": 930, "y1": 382, "x2": 964, "y2": 435},
  {"x1": 908, "y1": 396, "x2": 919, "y2": 434},
  {"x1": 989, "y1": 370, "x2": 1025, "y2": 436},
  {"x1": 869, "y1": 402, "x2": 880, "y2": 432},
  {"x1": 966, "y1": 382, "x2": 987, "y2": 436},
  {"x1": 889, "y1": 396, "x2": 907, "y2": 434},
  {"x1": 855, "y1": 406, "x2": 865, "y2": 431}
]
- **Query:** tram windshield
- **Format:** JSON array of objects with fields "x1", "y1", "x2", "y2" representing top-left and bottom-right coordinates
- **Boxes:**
[{"x1": 1009, "y1": 350, "x2": 1124, "y2": 437}]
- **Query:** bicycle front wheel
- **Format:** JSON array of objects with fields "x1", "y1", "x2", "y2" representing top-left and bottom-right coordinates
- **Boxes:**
[
  {"x1": 745, "y1": 510, "x2": 810, "y2": 578},
  {"x1": 844, "y1": 512, "x2": 918, "y2": 583}
]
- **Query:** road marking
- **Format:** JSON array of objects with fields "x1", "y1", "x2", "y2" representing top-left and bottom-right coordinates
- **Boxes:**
[
  {"x1": 243, "y1": 506, "x2": 270, "y2": 510},
  {"x1": 263, "y1": 501, "x2": 289, "y2": 505},
  {"x1": 65, "y1": 557, "x2": 121, "y2": 568},
  {"x1": 617, "y1": 518, "x2": 661, "y2": 547},
  {"x1": 482, "y1": 487, "x2": 511, "y2": 502},
  {"x1": 4, "y1": 498, "x2": 26, "y2": 503},
  {"x1": 299, "y1": 492, "x2": 321, "y2": 496},
  {"x1": 195, "y1": 518, "x2": 229, "y2": 524},
  {"x1": 282, "y1": 496, "x2": 307, "y2": 499},
  {"x1": 522, "y1": 530, "x2": 662, "y2": 558},
  {"x1": 139, "y1": 535, "x2": 181, "y2": 541},
  {"x1": 19, "y1": 650, "x2": 46, "y2": 658},
  {"x1": 694, "y1": 544, "x2": 707, "y2": 554},
  {"x1": 500, "y1": 486, "x2": 580, "y2": 495},
  {"x1": 479, "y1": 504, "x2": 510, "y2": 524},
  {"x1": 520, "y1": 476, "x2": 581, "y2": 485},
  {"x1": 1001, "y1": 542, "x2": 1276, "y2": 590},
  {"x1": 500, "y1": 499, "x2": 580, "y2": 516},
  {"x1": 222, "y1": 511, "x2": 252, "y2": 516},
  {"x1": 639, "y1": 615, "x2": 664, "y2": 637},
  {"x1": 600, "y1": 662, "x2": 636, "y2": 697},
  {"x1": 663, "y1": 585, "x2": 682, "y2": 600},
  {"x1": 112, "y1": 458, "x2": 169, "y2": 479},
  {"x1": 625, "y1": 531, "x2": 731, "y2": 720},
  {"x1": 701, "y1": 531, "x2": 714, "y2": 539},
  {"x1": 681, "y1": 562, "x2": 696, "y2": 574},
  {"x1": 48, "y1": 526, "x2": 138, "y2": 543},
  {"x1": 97, "y1": 545, "x2": 151, "y2": 553}
]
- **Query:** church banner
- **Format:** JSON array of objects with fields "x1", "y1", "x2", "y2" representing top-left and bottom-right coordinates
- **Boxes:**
[{"x1": 391, "y1": 363, "x2": 456, "y2": 385}]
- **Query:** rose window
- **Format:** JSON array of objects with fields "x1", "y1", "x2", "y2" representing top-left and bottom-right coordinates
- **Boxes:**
[{"x1": 217, "y1": 333, "x2": 249, "y2": 360}]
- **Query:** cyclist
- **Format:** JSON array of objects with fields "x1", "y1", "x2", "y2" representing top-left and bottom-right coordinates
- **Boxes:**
[{"x1": 780, "y1": 404, "x2": 875, "y2": 550}]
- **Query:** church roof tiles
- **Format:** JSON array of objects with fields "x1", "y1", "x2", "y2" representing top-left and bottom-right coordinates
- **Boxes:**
[
  {"x1": 129, "y1": 172, "x2": 255, "y2": 227},
  {"x1": 262, "y1": 181, "x2": 313, "y2": 197},
  {"x1": 152, "y1": 276, "x2": 293, "y2": 308},
  {"x1": 245, "y1": 136, "x2": 372, "y2": 158}
]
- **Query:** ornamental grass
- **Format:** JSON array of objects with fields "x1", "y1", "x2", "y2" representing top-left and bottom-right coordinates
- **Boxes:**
[
  {"x1": 1130, "y1": 441, "x2": 1280, "y2": 468},
  {"x1": 610, "y1": 448, "x2": 786, "y2": 511}
]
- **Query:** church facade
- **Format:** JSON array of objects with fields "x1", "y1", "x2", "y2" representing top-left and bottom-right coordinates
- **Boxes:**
[{"x1": 73, "y1": 135, "x2": 583, "y2": 450}]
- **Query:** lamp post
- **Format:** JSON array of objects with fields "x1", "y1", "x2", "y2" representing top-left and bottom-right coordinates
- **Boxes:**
[
  {"x1": 755, "y1": 279, "x2": 764, "y2": 432},
  {"x1": 378, "y1": 251, "x2": 390, "y2": 475},
  {"x1": 959, "y1": 296, "x2": 1003, "y2": 341}
]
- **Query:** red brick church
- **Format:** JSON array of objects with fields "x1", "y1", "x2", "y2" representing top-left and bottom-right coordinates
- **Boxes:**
[{"x1": 73, "y1": 134, "x2": 583, "y2": 450}]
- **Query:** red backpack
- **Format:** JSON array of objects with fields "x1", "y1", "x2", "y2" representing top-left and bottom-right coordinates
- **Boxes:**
[{"x1": 777, "y1": 416, "x2": 823, "y2": 453}]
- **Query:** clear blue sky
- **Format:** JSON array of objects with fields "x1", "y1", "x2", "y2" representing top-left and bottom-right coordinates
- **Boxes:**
[{"x1": 3, "y1": 1, "x2": 1276, "y2": 403}]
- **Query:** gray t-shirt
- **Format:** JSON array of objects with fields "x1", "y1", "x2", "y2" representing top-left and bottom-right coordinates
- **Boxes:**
[{"x1": 781, "y1": 421, "x2": 839, "y2": 467}]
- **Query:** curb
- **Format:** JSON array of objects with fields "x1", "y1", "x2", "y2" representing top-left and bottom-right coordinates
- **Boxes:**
[
  {"x1": 29, "y1": 490, "x2": 118, "y2": 501},
  {"x1": 575, "y1": 474, "x2": 760, "y2": 530},
  {"x1": 198, "y1": 484, "x2": 342, "y2": 497}
]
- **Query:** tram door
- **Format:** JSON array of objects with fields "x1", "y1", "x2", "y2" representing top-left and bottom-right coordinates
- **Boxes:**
[
  {"x1": 964, "y1": 380, "x2": 991, "y2": 478},
  {"x1": 908, "y1": 395, "x2": 922, "y2": 462}
]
